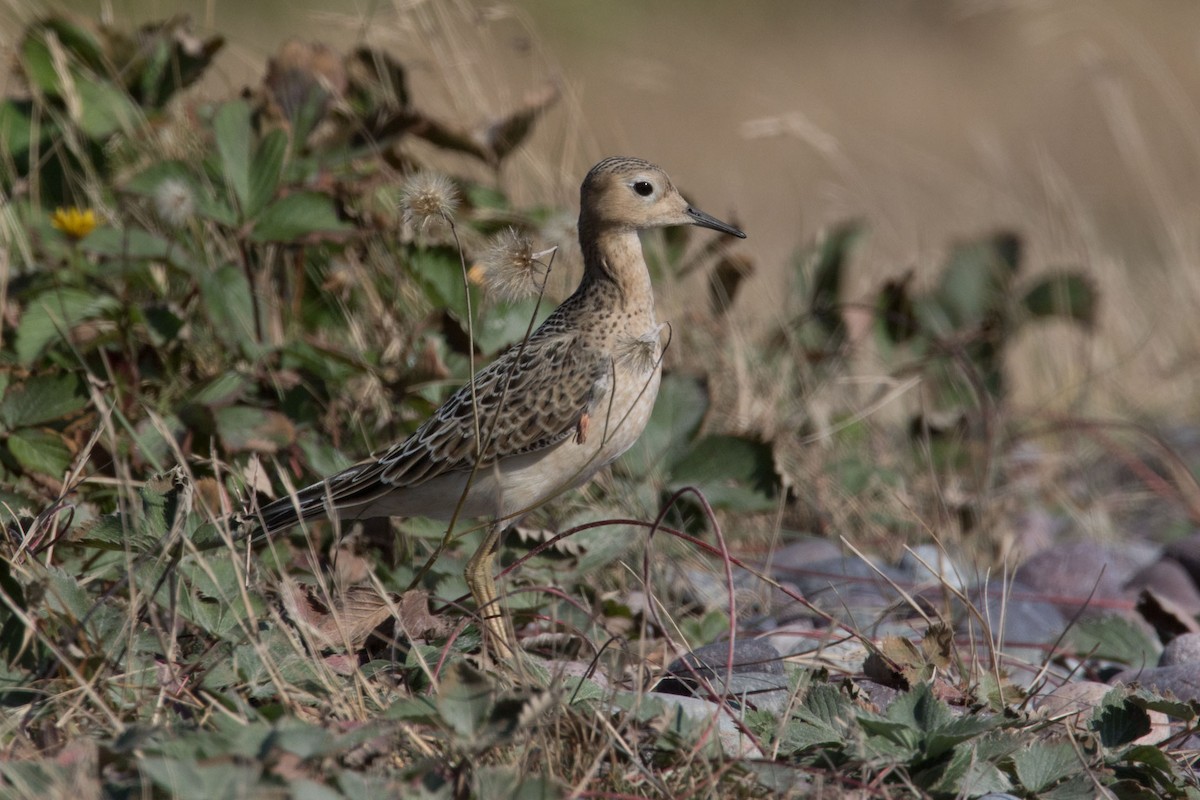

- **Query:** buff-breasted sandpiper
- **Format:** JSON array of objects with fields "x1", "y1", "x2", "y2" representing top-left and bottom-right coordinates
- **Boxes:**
[{"x1": 253, "y1": 157, "x2": 746, "y2": 658}]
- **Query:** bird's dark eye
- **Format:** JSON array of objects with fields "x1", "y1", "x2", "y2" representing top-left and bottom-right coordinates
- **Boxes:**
[{"x1": 632, "y1": 180, "x2": 654, "y2": 197}]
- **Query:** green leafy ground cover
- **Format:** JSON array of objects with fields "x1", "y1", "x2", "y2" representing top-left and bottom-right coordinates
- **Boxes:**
[{"x1": 1, "y1": 11, "x2": 1197, "y2": 799}]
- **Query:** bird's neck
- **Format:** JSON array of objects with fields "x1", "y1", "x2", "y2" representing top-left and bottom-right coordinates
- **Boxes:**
[{"x1": 578, "y1": 226, "x2": 654, "y2": 310}]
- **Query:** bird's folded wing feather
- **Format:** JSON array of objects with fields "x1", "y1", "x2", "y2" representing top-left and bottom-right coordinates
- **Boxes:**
[{"x1": 322, "y1": 332, "x2": 610, "y2": 503}]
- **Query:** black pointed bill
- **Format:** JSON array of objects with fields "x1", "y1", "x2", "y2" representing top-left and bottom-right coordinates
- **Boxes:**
[{"x1": 686, "y1": 206, "x2": 746, "y2": 238}]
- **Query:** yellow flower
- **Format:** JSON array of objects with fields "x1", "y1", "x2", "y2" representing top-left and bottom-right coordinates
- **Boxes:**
[{"x1": 51, "y1": 207, "x2": 98, "y2": 241}]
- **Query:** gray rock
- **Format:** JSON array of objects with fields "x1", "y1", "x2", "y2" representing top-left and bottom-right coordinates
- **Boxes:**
[
  {"x1": 958, "y1": 581, "x2": 1068, "y2": 685},
  {"x1": 1018, "y1": 541, "x2": 1139, "y2": 613},
  {"x1": 854, "y1": 679, "x2": 903, "y2": 713},
  {"x1": 769, "y1": 536, "x2": 842, "y2": 574},
  {"x1": 1124, "y1": 557, "x2": 1200, "y2": 615},
  {"x1": 1162, "y1": 633, "x2": 1200, "y2": 666},
  {"x1": 677, "y1": 567, "x2": 803, "y2": 623},
  {"x1": 641, "y1": 692, "x2": 765, "y2": 758},
  {"x1": 787, "y1": 555, "x2": 915, "y2": 629},
  {"x1": 900, "y1": 543, "x2": 967, "y2": 591},
  {"x1": 1113, "y1": 663, "x2": 1200, "y2": 703},
  {"x1": 1165, "y1": 533, "x2": 1200, "y2": 585},
  {"x1": 666, "y1": 639, "x2": 784, "y2": 676},
  {"x1": 656, "y1": 639, "x2": 789, "y2": 714}
]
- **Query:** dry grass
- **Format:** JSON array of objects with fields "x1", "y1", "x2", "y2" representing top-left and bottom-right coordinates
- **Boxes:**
[{"x1": 2, "y1": 2, "x2": 1200, "y2": 798}]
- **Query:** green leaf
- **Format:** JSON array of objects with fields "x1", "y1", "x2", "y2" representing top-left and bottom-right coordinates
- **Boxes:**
[
  {"x1": 562, "y1": 675, "x2": 606, "y2": 704},
  {"x1": 195, "y1": 193, "x2": 238, "y2": 226},
  {"x1": 248, "y1": 129, "x2": 287, "y2": 217},
  {"x1": 213, "y1": 406, "x2": 296, "y2": 453},
  {"x1": 140, "y1": 468, "x2": 192, "y2": 538},
  {"x1": 856, "y1": 713, "x2": 920, "y2": 760},
  {"x1": 875, "y1": 271, "x2": 918, "y2": 344},
  {"x1": 474, "y1": 298, "x2": 546, "y2": 356},
  {"x1": 407, "y1": 245, "x2": 477, "y2": 321},
  {"x1": 0, "y1": 100, "x2": 48, "y2": 160},
  {"x1": 0, "y1": 373, "x2": 87, "y2": 428},
  {"x1": 668, "y1": 434, "x2": 779, "y2": 510},
  {"x1": 924, "y1": 714, "x2": 1000, "y2": 760},
  {"x1": 806, "y1": 221, "x2": 861, "y2": 340},
  {"x1": 935, "y1": 233, "x2": 1019, "y2": 328},
  {"x1": 437, "y1": 662, "x2": 494, "y2": 740},
  {"x1": 199, "y1": 264, "x2": 257, "y2": 354},
  {"x1": 75, "y1": 468, "x2": 192, "y2": 551},
  {"x1": 0, "y1": 488, "x2": 37, "y2": 519},
  {"x1": 466, "y1": 184, "x2": 510, "y2": 212},
  {"x1": 883, "y1": 682, "x2": 952, "y2": 733},
  {"x1": 268, "y1": 720, "x2": 335, "y2": 759},
  {"x1": 19, "y1": 20, "x2": 137, "y2": 137},
  {"x1": 130, "y1": 414, "x2": 183, "y2": 472},
  {"x1": 125, "y1": 159, "x2": 194, "y2": 195},
  {"x1": 74, "y1": 511, "x2": 137, "y2": 551},
  {"x1": 19, "y1": 25, "x2": 69, "y2": 97},
  {"x1": 1013, "y1": 740, "x2": 1078, "y2": 792},
  {"x1": 1122, "y1": 743, "x2": 1175, "y2": 774},
  {"x1": 0, "y1": 760, "x2": 65, "y2": 794},
  {"x1": 139, "y1": 757, "x2": 261, "y2": 800},
  {"x1": 1021, "y1": 271, "x2": 1097, "y2": 328},
  {"x1": 15, "y1": 287, "x2": 121, "y2": 365},
  {"x1": 1041, "y1": 773, "x2": 1104, "y2": 800},
  {"x1": 250, "y1": 192, "x2": 352, "y2": 243},
  {"x1": 81, "y1": 226, "x2": 176, "y2": 263},
  {"x1": 27, "y1": 17, "x2": 108, "y2": 78},
  {"x1": 930, "y1": 750, "x2": 1012, "y2": 796},
  {"x1": 288, "y1": 780, "x2": 343, "y2": 800},
  {"x1": 126, "y1": 19, "x2": 224, "y2": 107},
  {"x1": 1091, "y1": 688, "x2": 1151, "y2": 748},
  {"x1": 37, "y1": 568, "x2": 91, "y2": 627},
  {"x1": 781, "y1": 684, "x2": 853, "y2": 753},
  {"x1": 188, "y1": 371, "x2": 247, "y2": 407},
  {"x1": 74, "y1": 72, "x2": 139, "y2": 138},
  {"x1": 383, "y1": 695, "x2": 441, "y2": 724},
  {"x1": 471, "y1": 767, "x2": 561, "y2": 800},
  {"x1": 296, "y1": 431, "x2": 354, "y2": 477},
  {"x1": 212, "y1": 100, "x2": 253, "y2": 215},
  {"x1": 1069, "y1": 613, "x2": 1161, "y2": 665},
  {"x1": 6, "y1": 428, "x2": 72, "y2": 477},
  {"x1": 1128, "y1": 686, "x2": 1196, "y2": 722}
]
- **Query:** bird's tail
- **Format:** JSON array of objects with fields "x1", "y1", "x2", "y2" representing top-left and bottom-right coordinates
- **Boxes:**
[{"x1": 246, "y1": 479, "x2": 339, "y2": 539}]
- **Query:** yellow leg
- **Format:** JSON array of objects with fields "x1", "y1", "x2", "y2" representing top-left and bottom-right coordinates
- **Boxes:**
[{"x1": 464, "y1": 523, "x2": 516, "y2": 660}]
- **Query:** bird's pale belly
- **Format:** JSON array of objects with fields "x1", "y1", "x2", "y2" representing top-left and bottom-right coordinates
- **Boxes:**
[{"x1": 481, "y1": 360, "x2": 662, "y2": 519}]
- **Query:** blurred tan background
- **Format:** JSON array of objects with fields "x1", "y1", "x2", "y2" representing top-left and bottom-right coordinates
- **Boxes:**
[{"x1": 7, "y1": 0, "x2": 1200, "y2": 417}]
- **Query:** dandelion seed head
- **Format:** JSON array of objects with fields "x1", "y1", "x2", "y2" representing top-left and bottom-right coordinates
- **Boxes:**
[
  {"x1": 481, "y1": 227, "x2": 549, "y2": 302},
  {"x1": 615, "y1": 325, "x2": 664, "y2": 374},
  {"x1": 153, "y1": 178, "x2": 195, "y2": 228},
  {"x1": 400, "y1": 171, "x2": 458, "y2": 229}
]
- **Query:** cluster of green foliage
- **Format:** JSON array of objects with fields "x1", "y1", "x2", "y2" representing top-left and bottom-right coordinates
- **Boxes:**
[
  {"x1": 766, "y1": 681, "x2": 1196, "y2": 798},
  {"x1": 0, "y1": 13, "x2": 779, "y2": 532},
  {"x1": 1, "y1": 11, "x2": 1193, "y2": 800}
]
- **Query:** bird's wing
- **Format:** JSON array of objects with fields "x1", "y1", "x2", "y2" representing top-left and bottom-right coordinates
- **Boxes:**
[
  {"x1": 254, "y1": 328, "x2": 610, "y2": 534},
  {"x1": 381, "y1": 332, "x2": 610, "y2": 485},
  {"x1": 317, "y1": 330, "x2": 610, "y2": 500}
]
